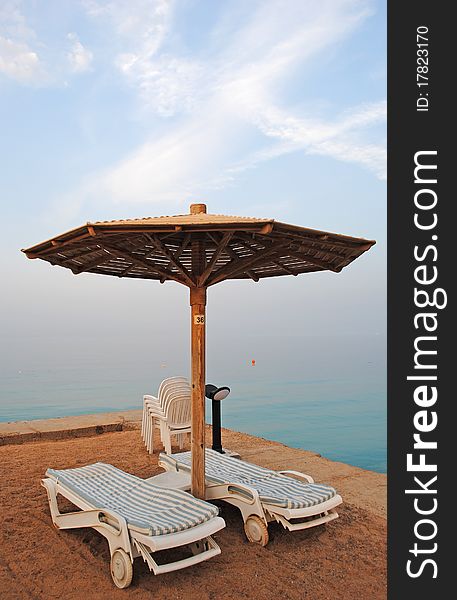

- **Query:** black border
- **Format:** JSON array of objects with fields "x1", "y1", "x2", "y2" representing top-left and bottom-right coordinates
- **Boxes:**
[{"x1": 388, "y1": 2, "x2": 451, "y2": 595}]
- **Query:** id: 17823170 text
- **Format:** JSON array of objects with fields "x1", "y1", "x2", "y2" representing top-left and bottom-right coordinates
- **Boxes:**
[{"x1": 417, "y1": 26, "x2": 429, "y2": 112}]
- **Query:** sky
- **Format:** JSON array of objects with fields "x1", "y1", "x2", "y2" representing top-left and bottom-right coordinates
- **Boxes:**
[{"x1": 0, "y1": 0, "x2": 386, "y2": 394}]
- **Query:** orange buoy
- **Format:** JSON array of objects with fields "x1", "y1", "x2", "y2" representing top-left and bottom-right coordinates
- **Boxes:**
[{"x1": 251, "y1": 359, "x2": 256, "y2": 366}]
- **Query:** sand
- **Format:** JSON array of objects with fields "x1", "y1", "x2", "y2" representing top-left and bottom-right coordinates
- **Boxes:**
[{"x1": 0, "y1": 426, "x2": 386, "y2": 599}]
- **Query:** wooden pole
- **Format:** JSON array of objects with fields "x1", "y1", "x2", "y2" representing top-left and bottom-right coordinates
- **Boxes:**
[
  {"x1": 189, "y1": 203, "x2": 207, "y2": 499},
  {"x1": 190, "y1": 285, "x2": 206, "y2": 499}
]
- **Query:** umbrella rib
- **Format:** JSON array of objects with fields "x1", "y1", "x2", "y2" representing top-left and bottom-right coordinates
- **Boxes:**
[
  {"x1": 27, "y1": 239, "x2": 88, "y2": 259},
  {"x1": 241, "y1": 231, "x2": 348, "y2": 261},
  {"x1": 238, "y1": 232, "x2": 344, "y2": 273},
  {"x1": 145, "y1": 234, "x2": 195, "y2": 286},
  {"x1": 270, "y1": 259, "x2": 298, "y2": 276},
  {"x1": 207, "y1": 240, "x2": 289, "y2": 286},
  {"x1": 158, "y1": 233, "x2": 191, "y2": 283},
  {"x1": 235, "y1": 235, "x2": 303, "y2": 276},
  {"x1": 60, "y1": 247, "x2": 102, "y2": 265},
  {"x1": 205, "y1": 232, "x2": 259, "y2": 282},
  {"x1": 221, "y1": 244, "x2": 259, "y2": 282},
  {"x1": 170, "y1": 233, "x2": 191, "y2": 261},
  {"x1": 286, "y1": 249, "x2": 343, "y2": 272},
  {"x1": 97, "y1": 241, "x2": 188, "y2": 285},
  {"x1": 274, "y1": 227, "x2": 374, "y2": 252},
  {"x1": 47, "y1": 255, "x2": 80, "y2": 272},
  {"x1": 72, "y1": 249, "x2": 113, "y2": 274},
  {"x1": 198, "y1": 232, "x2": 234, "y2": 286},
  {"x1": 289, "y1": 238, "x2": 352, "y2": 261},
  {"x1": 118, "y1": 263, "x2": 138, "y2": 277},
  {"x1": 232, "y1": 237, "x2": 290, "y2": 278}
]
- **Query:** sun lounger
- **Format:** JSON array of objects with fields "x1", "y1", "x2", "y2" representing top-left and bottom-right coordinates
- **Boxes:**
[
  {"x1": 159, "y1": 448, "x2": 342, "y2": 547},
  {"x1": 42, "y1": 462, "x2": 225, "y2": 588}
]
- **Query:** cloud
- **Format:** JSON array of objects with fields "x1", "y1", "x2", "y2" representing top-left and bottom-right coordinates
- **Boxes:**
[
  {"x1": 60, "y1": 0, "x2": 385, "y2": 216},
  {"x1": 67, "y1": 33, "x2": 93, "y2": 73},
  {"x1": 0, "y1": 35, "x2": 41, "y2": 83},
  {"x1": 82, "y1": 99, "x2": 385, "y2": 211},
  {"x1": 0, "y1": 2, "x2": 45, "y2": 84},
  {"x1": 251, "y1": 101, "x2": 386, "y2": 179},
  {"x1": 82, "y1": 0, "x2": 173, "y2": 42},
  {"x1": 76, "y1": 106, "x2": 240, "y2": 208},
  {"x1": 1, "y1": 3, "x2": 94, "y2": 84},
  {"x1": 0, "y1": 0, "x2": 35, "y2": 40},
  {"x1": 117, "y1": 54, "x2": 203, "y2": 116},
  {"x1": 84, "y1": 0, "x2": 197, "y2": 116}
]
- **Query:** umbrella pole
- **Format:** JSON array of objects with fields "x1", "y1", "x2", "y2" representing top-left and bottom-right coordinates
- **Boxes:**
[{"x1": 190, "y1": 285, "x2": 207, "y2": 499}]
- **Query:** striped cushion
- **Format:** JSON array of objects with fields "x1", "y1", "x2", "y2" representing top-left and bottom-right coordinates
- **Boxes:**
[
  {"x1": 166, "y1": 449, "x2": 337, "y2": 510},
  {"x1": 46, "y1": 462, "x2": 218, "y2": 536}
]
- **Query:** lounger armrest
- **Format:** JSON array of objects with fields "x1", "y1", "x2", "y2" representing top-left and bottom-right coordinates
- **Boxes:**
[
  {"x1": 277, "y1": 470, "x2": 314, "y2": 484},
  {"x1": 147, "y1": 406, "x2": 166, "y2": 418},
  {"x1": 42, "y1": 479, "x2": 128, "y2": 535},
  {"x1": 206, "y1": 482, "x2": 261, "y2": 505},
  {"x1": 58, "y1": 507, "x2": 126, "y2": 534},
  {"x1": 158, "y1": 452, "x2": 179, "y2": 472},
  {"x1": 42, "y1": 478, "x2": 133, "y2": 557},
  {"x1": 132, "y1": 516, "x2": 226, "y2": 552},
  {"x1": 144, "y1": 394, "x2": 159, "y2": 402}
]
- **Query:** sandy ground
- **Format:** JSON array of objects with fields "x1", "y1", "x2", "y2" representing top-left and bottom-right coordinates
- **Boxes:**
[{"x1": 0, "y1": 427, "x2": 386, "y2": 599}]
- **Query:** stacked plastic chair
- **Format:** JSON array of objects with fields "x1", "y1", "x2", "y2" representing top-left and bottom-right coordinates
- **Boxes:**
[{"x1": 142, "y1": 376, "x2": 192, "y2": 454}]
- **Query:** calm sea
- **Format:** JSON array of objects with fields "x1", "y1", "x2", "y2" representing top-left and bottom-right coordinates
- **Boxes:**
[{"x1": 0, "y1": 333, "x2": 386, "y2": 473}]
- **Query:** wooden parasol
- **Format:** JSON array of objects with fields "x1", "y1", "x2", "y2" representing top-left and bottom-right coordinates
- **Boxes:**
[{"x1": 22, "y1": 203, "x2": 375, "y2": 498}]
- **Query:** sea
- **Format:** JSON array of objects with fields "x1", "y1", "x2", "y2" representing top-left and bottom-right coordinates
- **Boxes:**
[{"x1": 0, "y1": 332, "x2": 386, "y2": 473}]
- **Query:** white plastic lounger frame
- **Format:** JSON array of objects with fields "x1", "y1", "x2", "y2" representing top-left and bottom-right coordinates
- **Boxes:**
[
  {"x1": 142, "y1": 377, "x2": 191, "y2": 454},
  {"x1": 42, "y1": 463, "x2": 225, "y2": 588},
  {"x1": 159, "y1": 449, "x2": 342, "y2": 547}
]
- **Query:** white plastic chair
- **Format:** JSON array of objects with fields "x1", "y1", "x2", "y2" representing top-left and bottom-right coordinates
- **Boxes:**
[
  {"x1": 142, "y1": 377, "x2": 191, "y2": 454},
  {"x1": 142, "y1": 377, "x2": 188, "y2": 452}
]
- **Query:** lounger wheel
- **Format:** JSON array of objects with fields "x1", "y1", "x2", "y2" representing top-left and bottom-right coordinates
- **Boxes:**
[
  {"x1": 244, "y1": 515, "x2": 269, "y2": 546},
  {"x1": 110, "y1": 549, "x2": 133, "y2": 589},
  {"x1": 189, "y1": 540, "x2": 209, "y2": 555}
]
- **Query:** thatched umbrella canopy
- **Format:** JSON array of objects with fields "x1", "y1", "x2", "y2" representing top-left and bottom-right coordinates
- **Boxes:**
[{"x1": 22, "y1": 203, "x2": 375, "y2": 498}]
